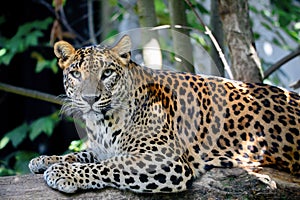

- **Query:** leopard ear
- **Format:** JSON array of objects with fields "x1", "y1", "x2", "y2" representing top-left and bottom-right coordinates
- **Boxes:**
[
  {"x1": 54, "y1": 41, "x2": 75, "y2": 69},
  {"x1": 110, "y1": 35, "x2": 132, "y2": 64}
]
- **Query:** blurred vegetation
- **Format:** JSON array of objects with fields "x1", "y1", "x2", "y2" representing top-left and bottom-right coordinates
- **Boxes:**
[
  {"x1": 251, "y1": 0, "x2": 300, "y2": 86},
  {"x1": 0, "y1": 0, "x2": 299, "y2": 176}
]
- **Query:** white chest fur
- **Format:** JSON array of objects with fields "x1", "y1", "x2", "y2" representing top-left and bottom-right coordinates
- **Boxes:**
[{"x1": 83, "y1": 112, "x2": 119, "y2": 161}]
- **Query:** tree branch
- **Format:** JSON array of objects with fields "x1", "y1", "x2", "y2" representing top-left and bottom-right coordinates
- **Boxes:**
[
  {"x1": 36, "y1": 0, "x2": 86, "y2": 43},
  {"x1": 33, "y1": 0, "x2": 56, "y2": 16},
  {"x1": 263, "y1": 47, "x2": 300, "y2": 79},
  {"x1": 169, "y1": 0, "x2": 195, "y2": 73},
  {"x1": 87, "y1": 0, "x2": 97, "y2": 45},
  {"x1": 0, "y1": 82, "x2": 63, "y2": 105},
  {"x1": 57, "y1": 5, "x2": 86, "y2": 43},
  {"x1": 184, "y1": 0, "x2": 233, "y2": 79},
  {"x1": 290, "y1": 79, "x2": 300, "y2": 90},
  {"x1": 210, "y1": 0, "x2": 225, "y2": 76}
]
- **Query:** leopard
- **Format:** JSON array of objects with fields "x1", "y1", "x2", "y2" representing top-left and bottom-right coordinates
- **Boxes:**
[{"x1": 29, "y1": 35, "x2": 300, "y2": 193}]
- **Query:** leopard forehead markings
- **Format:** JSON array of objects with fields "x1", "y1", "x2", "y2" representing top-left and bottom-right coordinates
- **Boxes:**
[{"x1": 28, "y1": 35, "x2": 300, "y2": 194}]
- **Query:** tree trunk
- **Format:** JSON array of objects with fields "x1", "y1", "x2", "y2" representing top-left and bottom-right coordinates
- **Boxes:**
[
  {"x1": 87, "y1": 0, "x2": 97, "y2": 44},
  {"x1": 137, "y1": 0, "x2": 157, "y2": 27},
  {"x1": 218, "y1": 0, "x2": 263, "y2": 83},
  {"x1": 100, "y1": 1, "x2": 116, "y2": 40},
  {"x1": 137, "y1": 0, "x2": 162, "y2": 69},
  {"x1": 168, "y1": 0, "x2": 194, "y2": 73},
  {"x1": 210, "y1": 0, "x2": 225, "y2": 77}
]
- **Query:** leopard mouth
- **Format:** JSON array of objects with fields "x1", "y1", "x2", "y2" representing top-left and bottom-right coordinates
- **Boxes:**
[
  {"x1": 91, "y1": 99, "x2": 111, "y2": 112},
  {"x1": 82, "y1": 103, "x2": 112, "y2": 116},
  {"x1": 61, "y1": 96, "x2": 114, "y2": 118},
  {"x1": 80, "y1": 106, "x2": 111, "y2": 116}
]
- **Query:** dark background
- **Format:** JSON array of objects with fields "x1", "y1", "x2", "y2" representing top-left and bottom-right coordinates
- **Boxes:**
[{"x1": 0, "y1": 1, "x2": 92, "y2": 162}]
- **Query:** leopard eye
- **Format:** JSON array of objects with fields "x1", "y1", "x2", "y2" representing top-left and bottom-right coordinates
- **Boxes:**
[
  {"x1": 102, "y1": 69, "x2": 113, "y2": 80},
  {"x1": 70, "y1": 71, "x2": 81, "y2": 79}
]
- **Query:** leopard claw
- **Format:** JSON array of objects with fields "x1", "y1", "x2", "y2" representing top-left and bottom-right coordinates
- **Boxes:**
[
  {"x1": 28, "y1": 156, "x2": 49, "y2": 174},
  {"x1": 44, "y1": 163, "x2": 78, "y2": 193}
]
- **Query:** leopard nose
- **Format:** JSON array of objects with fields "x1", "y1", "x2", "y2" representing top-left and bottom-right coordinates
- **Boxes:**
[{"x1": 82, "y1": 95, "x2": 100, "y2": 105}]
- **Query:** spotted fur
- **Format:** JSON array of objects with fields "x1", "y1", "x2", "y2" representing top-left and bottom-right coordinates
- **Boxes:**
[{"x1": 29, "y1": 35, "x2": 300, "y2": 193}]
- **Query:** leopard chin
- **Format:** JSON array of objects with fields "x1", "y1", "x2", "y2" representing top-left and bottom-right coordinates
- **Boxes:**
[{"x1": 82, "y1": 110, "x2": 104, "y2": 121}]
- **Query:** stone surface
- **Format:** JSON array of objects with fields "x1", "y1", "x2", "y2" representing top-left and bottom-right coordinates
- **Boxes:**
[{"x1": 0, "y1": 168, "x2": 299, "y2": 199}]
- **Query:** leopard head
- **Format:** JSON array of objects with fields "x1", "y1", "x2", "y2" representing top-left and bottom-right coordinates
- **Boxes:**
[{"x1": 54, "y1": 35, "x2": 132, "y2": 117}]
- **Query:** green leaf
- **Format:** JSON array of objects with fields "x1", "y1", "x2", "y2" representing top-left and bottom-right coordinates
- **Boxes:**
[
  {"x1": 29, "y1": 114, "x2": 59, "y2": 140},
  {"x1": 35, "y1": 60, "x2": 49, "y2": 73},
  {"x1": 14, "y1": 151, "x2": 39, "y2": 174},
  {"x1": 1, "y1": 123, "x2": 28, "y2": 148},
  {"x1": 43, "y1": 59, "x2": 58, "y2": 73},
  {"x1": 32, "y1": 52, "x2": 59, "y2": 74},
  {"x1": 0, "y1": 48, "x2": 7, "y2": 56},
  {"x1": 284, "y1": 29, "x2": 299, "y2": 42},
  {"x1": 25, "y1": 31, "x2": 43, "y2": 47},
  {"x1": 274, "y1": 30, "x2": 288, "y2": 47},
  {"x1": 253, "y1": 32, "x2": 260, "y2": 40},
  {"x1": 250, "y1": 5, "x2": 258, "y2": 14},
  {"x1": 50, "y1": 58, "x2": 59, "y2": 74},
  {"x1": 0, "y1": 51, "x2": 15, "y2": 65},
  {"x1": 105, "y1": 29, "x2": 119, "y2": 40},
  {"x1": 0, "y1": 17, "x2": 53, "y2": 66},
  {"x1": 195, "y1": 4, "x2": 209, "y2": 14},
  {"x1": 68, "y1": 140, "x2": 86, "y2": 152},
  {"x1": 261, "y1": 22, "x2": 272, "y2": 31},
  {"x1": 294, "y1": 22, "x2": 300, "y2": 30},
  {"x1": 0, "y1": 136, "x2": 10, "y2": 150},
  {"x1": 272, "y1": 38, "x2": 282, "y2": 47},
  {"x1": 0, "y1": 166, "x2": 15, "y2": 176},
  {"x1": 109, "y1": 0, "x2": 118, "y2": 6}
]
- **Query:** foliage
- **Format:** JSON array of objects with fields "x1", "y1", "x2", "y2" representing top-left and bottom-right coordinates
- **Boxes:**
[
  {"x1": 251, "y1": 0, "x2": 300, "y2": 49},
  {"x1": 250, "y1": 1, "x2": 300, "y2": 86},
  {"x1": 0, "y1": 112, "x2": 60, "y2": 175},
  {"x1": 0, "y1": 123, "x2": 28, "y2": 150},
  {"x1": 0, "y1": 151, "x2": 39, "y2": 176},
  {"x1": 186, "y1": 2, "x2": 208, "y2": 32},
  {"x1": 0, "y1": 17, "x2": 53, "y2": 65},
  {"x1": 154, "y1": 0, "x2": 170, "y2": 25},
  {"x1": 68, "y1": 140, "x2": 87, "y2": 152},
  {"x1": 270, "y1": 0, "x2": 300, "y2": 46},
  {"x1": 31, "y1": 52, "x2": 58, "y2": 74},
  {"x1": 0, "y1": 112, "x2": 60, "y2": 150},
  {"x1": 0, "y1": 14, "x2": 61, "y2": 175}
]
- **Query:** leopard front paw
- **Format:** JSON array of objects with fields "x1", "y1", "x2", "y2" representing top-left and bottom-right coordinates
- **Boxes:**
[
  {"x1": 29, "y1": 155, "x2": 51, "y2": 173},
  {"x1": 44, "y1": 163, "x2": 79, "y2": 193}
]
